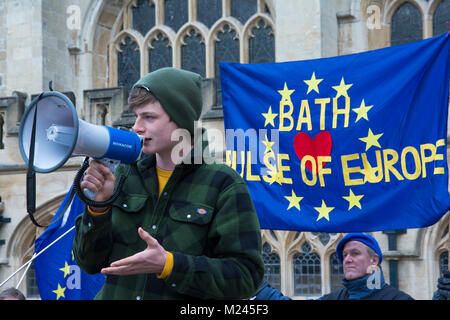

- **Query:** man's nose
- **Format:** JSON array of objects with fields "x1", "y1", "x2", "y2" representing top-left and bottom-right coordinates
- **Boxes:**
[
  {"x1": 132, "y1": 119, "x2": 144, "y2": 134},
  {"x1": 343, "y1": 255, "x2": 352, "y2": 264}
]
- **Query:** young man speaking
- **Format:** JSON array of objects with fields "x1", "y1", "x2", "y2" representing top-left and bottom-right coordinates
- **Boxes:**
[{"x1": 73, "y1": 67, "x2": 264, "y2": 300}]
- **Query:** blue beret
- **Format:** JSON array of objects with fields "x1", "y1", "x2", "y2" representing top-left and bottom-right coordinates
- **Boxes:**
[{"x1": 336, "y1": 233, "x2": 382, "y2": 264}]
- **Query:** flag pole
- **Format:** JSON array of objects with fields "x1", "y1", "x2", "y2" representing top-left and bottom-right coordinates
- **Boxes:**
[
  {"x1": 15, "y1": 253, "x2": 36, "y2": 290},
  {"x1": 0, "y1": 226, "x2": 75, "y2": 290}
]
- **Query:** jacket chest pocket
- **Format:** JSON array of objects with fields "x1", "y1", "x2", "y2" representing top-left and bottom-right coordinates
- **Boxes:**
[
  {"x1": 163, "y1": 203, "x2": 214, "y2": 255},
  {"x1": 111, "y1": 194, "x2": 148, "y2": 245}
]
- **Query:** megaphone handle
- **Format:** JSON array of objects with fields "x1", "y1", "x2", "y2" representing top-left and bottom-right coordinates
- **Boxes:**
[{"x1": 83, "y1": 158, "x2": 120, "y2": 200}]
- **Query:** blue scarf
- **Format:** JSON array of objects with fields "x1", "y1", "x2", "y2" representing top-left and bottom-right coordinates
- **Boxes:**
[{"x1": 342, "y1": 270, "x2": 386, "y2": 300}]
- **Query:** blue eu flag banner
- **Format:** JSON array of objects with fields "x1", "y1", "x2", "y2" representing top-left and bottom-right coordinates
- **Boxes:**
[
  {"x1": 34, "y1": 186, "x2": 104, "y2": 300},
  {"x1": 221, "y1": 33, "x2": 450, "y2": 232}
]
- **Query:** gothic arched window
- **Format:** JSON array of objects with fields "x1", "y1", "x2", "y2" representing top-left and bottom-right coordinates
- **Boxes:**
[
  {"x1": 329, "y1": 252, "x2": 344, "y2": 291},
  {"x1": 117, "y1": 35, "x2": 141, "y2": 91},
  {"x1": 197, "y1": 0, "x2": 222, "y2": 28},
  {"x1": 181, "y1": 27, "x2": 206, "y2": 77},
  {"x1": 132, "y1": 0, "x2": 156, "y2": 36},
  {"x1": 231, "y1": 0, "x2": 258, "y2": 24},
  {"x1": 438, "y1": 225, "x2": 449, "y2": 276},
  {"x1": 164, "y1": 0, "x2": 188, "y2": 32},
  {"x1": 214, "y1": 22, "x2": 240, "y2": 98},
  {"x1": 148, "y1": 32, "x2": 172, "y2": 71},
  {"x1": 248, "y1": 18, "x2": 274, "y2": 64},
  {"x1": 111, "y1": 0, "x2": 275, "y2": 93},
  {"x1": 27, "y1": 262, "x2": 40, "y2": 298},
  {"x1": 262, "y1": 242, "x2": 281, "y2": 290},
  {"x1": 433, "y1": 0, "x2": 450, "y2": 36},
  {"x1": 440, "y1": 251, "x2": 448, "y2": 277},
  {"x1": 293, "y1": 242, "x2": 321, "y2": 296},
  {"x1": 390, "y1": 2, "x2": 423, "y2": 46}
]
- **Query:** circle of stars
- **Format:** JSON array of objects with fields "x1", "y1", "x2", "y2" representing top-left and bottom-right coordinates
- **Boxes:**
[{"x1": 259, "y1": 71, "x2": 383, "y2": 223}]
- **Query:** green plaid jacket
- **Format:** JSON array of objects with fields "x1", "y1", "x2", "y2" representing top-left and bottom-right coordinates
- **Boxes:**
[{"x1": 73, "y1": 153, "x2": 264, "y2": 300}]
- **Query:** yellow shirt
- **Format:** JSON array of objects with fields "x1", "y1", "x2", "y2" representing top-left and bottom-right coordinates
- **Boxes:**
[{"x1": 156, "y1": 166, "x2": 172, "y2": 196}]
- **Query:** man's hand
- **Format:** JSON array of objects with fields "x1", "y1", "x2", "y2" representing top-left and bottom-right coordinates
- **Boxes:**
[
  {"x1": 101, "y1": 227, "x2": 168, "y2": 276},
  {"x1": 80, "y1": 160, "x2": 116, "y2": 203}
]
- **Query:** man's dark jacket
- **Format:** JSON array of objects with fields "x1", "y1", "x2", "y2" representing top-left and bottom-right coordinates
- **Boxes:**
[
  {"x1": 73, "y1": 147, "x2": 264, "y2": 300},
  {"x1": 320, "y1": 272, "x2": 413, "y2": 300},
  {"x1": 321, "y1": 284, "x2": 414, "y2": 300}
]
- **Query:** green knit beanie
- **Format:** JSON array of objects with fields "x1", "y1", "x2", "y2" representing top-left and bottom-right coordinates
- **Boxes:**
[{"x1": 133, "y1": 67, "x2": 203, "y2": 136}]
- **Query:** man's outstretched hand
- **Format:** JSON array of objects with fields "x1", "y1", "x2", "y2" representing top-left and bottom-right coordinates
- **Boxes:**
[{"x1": 101, "y1": 227, "x2": 167, "y2": 276}]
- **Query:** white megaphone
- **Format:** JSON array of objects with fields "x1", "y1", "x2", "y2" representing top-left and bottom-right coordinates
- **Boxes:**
[{"x1": 18, "y1": 91, "x2": 142, "y2": 199}]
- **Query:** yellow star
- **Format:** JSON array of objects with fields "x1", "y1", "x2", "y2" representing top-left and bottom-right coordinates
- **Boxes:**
[
  {"x1": 261, "y1": 106, "x2": 278, "y2": 127},
  {"x1": 59, "y1": 261, "x2": 71, "y2": 278},
  {"x1": 52, "y1": 283, "x2": 66, "y2": 300},
  {"x1": 284, "y1": 190, "x2": 304, "y2": 211},
  {"x1": 266, "y1": 163, "x2": 279, "y2": 185},
  {"x1": 277, "y1": 82, "x2": 295, "y2": 101},
  {"x1": 262, "y1": 135, "x2": 275, "y2": 154},
  {"x1": 359, "y1": 128, "x2": 383, "y2": 151},
  {"x1": 353, "y1": 99, "x2": 373, "y2": 123},
  {"x1": 332, "y1": 77, "x2": 353, "y2": 99},
  {"x1": 342, "y1": 189, "x2": 364, "y2": 210},
  {"x1": 274, "y1": 170, "x2": 284, "y2": 186},
  {"x1": 303, "y1": 72, "x2": 323, "y2": 94},
  {"x1": 314, "y1": 200, "x2": 335, "y2": 222},
  {"x1": 265, "y1": 163, "x2": 285, "y2": 186}
]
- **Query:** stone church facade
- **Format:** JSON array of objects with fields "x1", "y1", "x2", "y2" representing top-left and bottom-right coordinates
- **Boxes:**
[{"x1": 0, "y1": 0, "x2": 449, "y2": 299}]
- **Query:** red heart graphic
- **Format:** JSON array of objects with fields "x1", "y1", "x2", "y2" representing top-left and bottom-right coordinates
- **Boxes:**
[{"x1": 293, "y1": 131, "x2": 332, "y2": 173}]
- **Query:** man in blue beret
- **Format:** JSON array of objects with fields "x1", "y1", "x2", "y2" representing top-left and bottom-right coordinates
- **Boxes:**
[
  {"x1": 252, "y1": 233, "x2": 413, "y2": 300},
  {"x1": 320, "y1": 233, "x2": 413, "y2": 300}
]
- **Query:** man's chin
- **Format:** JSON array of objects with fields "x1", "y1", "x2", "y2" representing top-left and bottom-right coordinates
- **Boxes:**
[{"x1": 344, "y1": 271, "x2": 365, "y2": 281}]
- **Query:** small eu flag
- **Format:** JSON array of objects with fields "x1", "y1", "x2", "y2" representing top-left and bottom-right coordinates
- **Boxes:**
[
  {"x1": 33, "y1": 186, "x2": 104, "y2": 299},
  {"x1": 220, "y1": 33, "x2": 450, "y2": 232}
]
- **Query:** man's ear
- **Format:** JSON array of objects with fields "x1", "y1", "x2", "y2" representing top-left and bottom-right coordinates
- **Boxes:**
[{"x1": 370, "y1": 254, "x2": 379, "y2": 266}]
